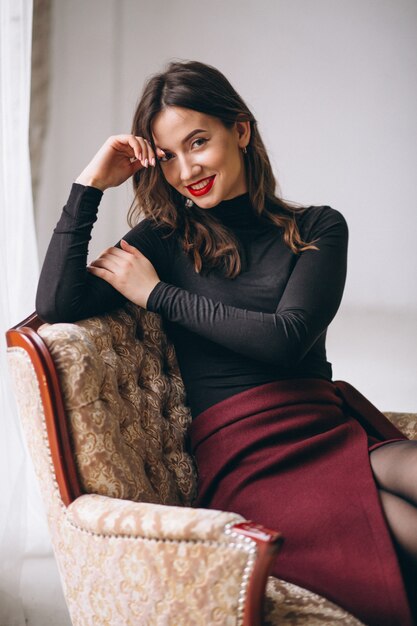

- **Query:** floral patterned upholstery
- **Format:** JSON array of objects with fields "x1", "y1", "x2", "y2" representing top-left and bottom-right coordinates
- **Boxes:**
[
  {"x1": 383, "y1": 412, "x2": 417, "y2": 440},
  {"x1": 37, "y1": 305, "x2": 196, "y2": 506},
  {"x1": 8, "y1": 303, "x2": 417, "y2": 625}
]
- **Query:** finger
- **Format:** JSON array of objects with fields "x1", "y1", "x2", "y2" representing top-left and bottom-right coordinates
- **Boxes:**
[
  {"x1": 156, "y1": 147, "x2": 166, "y2": 160},
  {"x1": 126, "y1": 135, "x2": 144, "y2": 162},
  {"x1": 120, "y1": 239, "x2": 143, "y2": 256},
  {"x1": 109, "y1": 135, "x2": 140, "y2": 161},
  {"x1": 133, "y1": 136, "x2": 150, "y2": 168},
  {"x1": 88, "y1": 258, "x2": 118, "y2": 272},
  {"x1": 93, "y1": 246, "x2": 129, "y2": 260},
  {"x1": 86, "y1": 265, "x2": 115, "y2": 283},
  {"x1": 133, "y1": 136, "x2": 158, "y2": 168},
  {"x1": 139, "y1": 138, "x2": 158, "y2": 168},
  {"x1": 112, "y1": 134, "x2": 146, "y2": 167},
  {"x1": 89, "y1": 250, "x2": 129, "y2": 270},
  {"x1": 144, "y1": 139, "x2": 157, "y2": 167}
]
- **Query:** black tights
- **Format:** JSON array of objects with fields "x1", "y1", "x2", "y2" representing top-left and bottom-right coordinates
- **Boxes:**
[{"x1": 370, "y1": 440, "x2": 417, "y2": 621}]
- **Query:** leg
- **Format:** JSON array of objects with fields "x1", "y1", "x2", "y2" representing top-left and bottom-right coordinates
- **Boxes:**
[
  {"x1": 378, "y1": 489, "x2": 417, "y2": 566},
  {"x1": 370, "y1": 440, "x2": 417, "y2": 561},
  {"x1": 370, "y1": 440, "x2": 417, "y2": 505},
  {"x1": 378, "y1": 489, "x2": 417, "y2": 623},
  {"x1": 370, "y1": 442, "x2": 417, "y2": 621}
]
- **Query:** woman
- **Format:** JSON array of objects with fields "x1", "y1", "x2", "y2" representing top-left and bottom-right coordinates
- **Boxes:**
[{"x1": 36, "y1": 60, "x2": 416, "y2": 625}]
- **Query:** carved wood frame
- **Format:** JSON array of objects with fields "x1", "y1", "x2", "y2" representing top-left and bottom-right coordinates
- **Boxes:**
[{"x1": 6, "y1": 312, "x2": 82, "y2": 505}]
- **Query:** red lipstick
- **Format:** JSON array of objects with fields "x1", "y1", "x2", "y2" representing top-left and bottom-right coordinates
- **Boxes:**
[{"x1": 186, "y1": 175, "x2": 216, "y2": 197}]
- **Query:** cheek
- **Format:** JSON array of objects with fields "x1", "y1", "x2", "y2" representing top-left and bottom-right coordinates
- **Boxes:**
[
  {"x1": 204, "y1": 141, "x2": 233, "y2": 170},
  {"x1": 219, "y1": 139, "x2": 240, "y2": 167}
]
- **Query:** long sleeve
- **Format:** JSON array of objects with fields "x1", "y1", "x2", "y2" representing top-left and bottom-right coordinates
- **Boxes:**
[
  {"x1": 36, "y1": 184, "x2": 125, "y2": 322},
  {"x1": 146, "y1": 208, "x2": 348, "y2": 367},
  {"x1": 36, "y1": 183, "x2": 170, "y2": 323}
]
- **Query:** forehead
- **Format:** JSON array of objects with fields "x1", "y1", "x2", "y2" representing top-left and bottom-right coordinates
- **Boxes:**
[{"x1": 152, "y1": 106, "x2": 222, "y2": 147}]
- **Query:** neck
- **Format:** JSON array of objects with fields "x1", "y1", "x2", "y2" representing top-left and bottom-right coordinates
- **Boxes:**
[{"x1": 207, "y1": 192, "x2": 265, "y2": 229}]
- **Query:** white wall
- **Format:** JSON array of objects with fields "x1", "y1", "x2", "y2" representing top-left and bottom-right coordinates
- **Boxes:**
[{"x1": 36, "y1": 0, "x2": 417, "y2": 409}]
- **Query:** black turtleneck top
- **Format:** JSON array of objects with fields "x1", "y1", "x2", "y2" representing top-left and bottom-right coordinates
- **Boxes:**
[{"x1": 36, "y1": 183, "x2": 348, "y2": 418}]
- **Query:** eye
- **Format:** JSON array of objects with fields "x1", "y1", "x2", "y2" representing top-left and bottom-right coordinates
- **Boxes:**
[
  {"x1": 191, "y1": 137, "x2": 207, "y2": 148},
  {"x1": 157, "y1": 151, "x2": 173, "y2": 163}
]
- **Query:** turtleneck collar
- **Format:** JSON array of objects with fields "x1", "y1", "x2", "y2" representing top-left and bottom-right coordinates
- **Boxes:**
[{"x1": 206, "y1": 192, "x2": 266, "y2": 230}]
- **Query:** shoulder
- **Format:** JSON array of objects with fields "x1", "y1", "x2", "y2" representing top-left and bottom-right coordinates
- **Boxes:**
[
  {"x1": 121, "y1": 218, "x2": 176, "y2": 280},
  {"x1": 127, "y1": 216, "x2": 175, "y2": 244},
  {"x1": 121, "y1": 217, "x2": 177, "y2": 267},
  {"x1": 296, "y1": 205, "x2": 348, "y2": 242}
]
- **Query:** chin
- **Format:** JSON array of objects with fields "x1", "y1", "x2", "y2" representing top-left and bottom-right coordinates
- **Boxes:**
[
  {"x1": 192, "y1": 198, "x2": 220, "y2": 209},
  {"x1": 186, "y1": 192, "x2": 219, "y2": 209}
]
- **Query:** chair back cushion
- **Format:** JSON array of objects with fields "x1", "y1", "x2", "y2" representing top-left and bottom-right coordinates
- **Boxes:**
[
  {"x1": 383, "y1": 412, "x2": 417, "y2": 440},
  {"x1": 38, "y1": 305, "x2": 197, "y2": 506}
]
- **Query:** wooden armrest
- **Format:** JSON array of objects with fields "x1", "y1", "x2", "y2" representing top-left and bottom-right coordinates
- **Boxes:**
[{"x1": 6, "y1": 312, "x2": 81, "y2": 505}]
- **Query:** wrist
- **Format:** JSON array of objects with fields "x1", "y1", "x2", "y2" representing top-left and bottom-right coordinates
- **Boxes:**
[
  {"x1": 75, "y1": 172, "x2": 107, "y2": 191},
  {"x1": 144, "y1": 280, "x2": 162, "y2": 310}
]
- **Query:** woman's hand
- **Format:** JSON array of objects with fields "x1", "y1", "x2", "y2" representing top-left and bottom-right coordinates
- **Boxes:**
[
  {"x1": 87, "y1": 239, "x2": 160, "y2": 308},
  {"x1": 75, "y1": 134, "x2": 165, "y2": 191}
]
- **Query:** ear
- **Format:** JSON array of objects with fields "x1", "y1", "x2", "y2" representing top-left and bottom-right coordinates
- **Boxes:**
[{"x1": 235, "y1": 120, "x2": 251, "y2": 150}]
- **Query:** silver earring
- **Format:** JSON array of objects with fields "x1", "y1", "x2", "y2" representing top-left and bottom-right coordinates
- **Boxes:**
[
  {"x1": 185, "y1": 198, "x2": 194, "y2": 209},
  {"x1": 242, "y1": 146, "x2": 248, "y2": 154}
]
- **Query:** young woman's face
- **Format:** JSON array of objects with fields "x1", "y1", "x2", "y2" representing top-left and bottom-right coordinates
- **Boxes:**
[{"x1": 152, "y1": 106, "x2": 250, "y2": 209}]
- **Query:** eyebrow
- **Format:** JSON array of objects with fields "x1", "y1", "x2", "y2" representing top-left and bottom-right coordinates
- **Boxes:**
[{"x1": 158, "y1": 128, "x2": 207, "y2": 151}]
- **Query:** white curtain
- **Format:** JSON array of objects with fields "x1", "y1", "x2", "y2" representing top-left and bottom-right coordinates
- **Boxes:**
[{"x1": 0, "y1": 1, "x2": 49, "y2": 624}]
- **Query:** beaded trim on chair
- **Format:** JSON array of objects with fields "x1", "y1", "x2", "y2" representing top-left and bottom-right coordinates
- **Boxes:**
[{"x1": 224, "y1": 521, "x2": 258, "y2": 626}]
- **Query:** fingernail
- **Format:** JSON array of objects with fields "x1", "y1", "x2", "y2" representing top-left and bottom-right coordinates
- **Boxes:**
[
  {"x1": 144, "y1": 158, "x2": 149, "y2": 168},
  {"x1": 151, "y1": 157, "x2": 156, "y2": 167}
]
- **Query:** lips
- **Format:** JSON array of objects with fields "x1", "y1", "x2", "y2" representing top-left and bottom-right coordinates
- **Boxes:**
[{"x1": 186, "y1": 175, "x2": 216, "y2": 197}]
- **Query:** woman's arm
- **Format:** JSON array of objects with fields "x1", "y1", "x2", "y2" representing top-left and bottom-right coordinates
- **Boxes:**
[
  {"x1": 146, "y1": 207, "x2": 348, "y2": 367},
  {"x1": 35, "y1": 184, "x2": 126, "y2": 322},
  {"x1": 36, "y1": 135, "x2": 164, "y2": 323}
]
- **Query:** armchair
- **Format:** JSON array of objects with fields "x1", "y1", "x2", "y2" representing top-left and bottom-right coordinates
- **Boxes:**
[{"x1": 7, "y1": 304, "x2": 415, "y2": 625}]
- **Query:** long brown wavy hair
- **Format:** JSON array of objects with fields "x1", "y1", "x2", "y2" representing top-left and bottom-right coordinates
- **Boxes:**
[{"x1": 130, "y1": 60, "x2": 316, "y2": 277}]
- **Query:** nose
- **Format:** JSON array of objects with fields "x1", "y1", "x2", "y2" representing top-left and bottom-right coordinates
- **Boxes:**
[{"x1": 178, "y1": 154, "x2": 202, "y2": 185}]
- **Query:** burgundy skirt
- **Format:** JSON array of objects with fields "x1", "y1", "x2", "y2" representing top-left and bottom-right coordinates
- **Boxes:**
[{"x1": 189, "y1": 379, "x2": 412, "y2": 626}]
